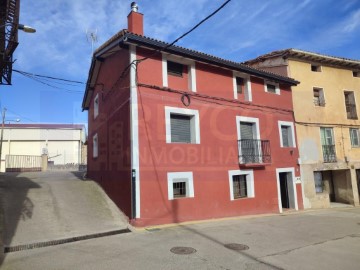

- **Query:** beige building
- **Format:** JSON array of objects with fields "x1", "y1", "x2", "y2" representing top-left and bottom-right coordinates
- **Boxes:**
[
  {"x1": 0, "y1": 124, "x2": 86, "y2": 172},
  {"x1": 246, "y1": 49, "x2": 360, "y2": 208}
]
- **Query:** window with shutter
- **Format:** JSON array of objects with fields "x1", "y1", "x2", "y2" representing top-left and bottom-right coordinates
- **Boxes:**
[
  {"x1": 167, "y1": 61, "x2": 184, "y2": 77},
  {"x1": 350, "y1": 128, "x2": 360, "y2": 147},
  {"x1": 165, "y1": 107, "x2": 200, "y2": 144},
  {"x1": 278, "y1": 121, "x2": 296, "y2": 148},
  {"x1": 170, "y1": 114, "x2": 192, "y2": 143},
  {"x1": 232, "y1": 175, "x2": 247, "y2": 198}
]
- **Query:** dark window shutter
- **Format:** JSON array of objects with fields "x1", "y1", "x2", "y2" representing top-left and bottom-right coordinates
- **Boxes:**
[
  {"x1": 281, "y1": 126, "x2": 289, "y2": 147},
  {"x1": 171, "y1": 114, "x2": 191, "y2": 143},
  {"x1": 167, "y1": 61, "x2": 184, "y2": 76},
  {"x1": 240, "y1": 122, "x2": 254, "y2": 139}
]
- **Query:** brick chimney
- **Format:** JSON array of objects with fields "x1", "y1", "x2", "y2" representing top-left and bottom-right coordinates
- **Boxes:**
[{"x1": 127, "y1": 2, "x2": 144, "y2": 35}]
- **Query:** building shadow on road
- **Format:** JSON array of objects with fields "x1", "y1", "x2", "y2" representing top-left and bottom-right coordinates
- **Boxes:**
[{"x1": 0, "y1": 172, "x2": 41, "y2": 266}]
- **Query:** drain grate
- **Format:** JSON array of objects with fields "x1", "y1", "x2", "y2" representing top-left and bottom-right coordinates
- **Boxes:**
[
  {"x1": 224, "y1": 243, "x2": 249, "y2": 251},
  {"x1": 4, "y1": 228, "x2": 131, "y2": 253},
  {"x1": 170, "y1": 246, "x2": 197, "y2": 255}
]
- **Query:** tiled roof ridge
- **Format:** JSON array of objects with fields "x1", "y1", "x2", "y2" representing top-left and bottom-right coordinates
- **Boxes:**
[{"x1": 245, "y1": 48, "x2": 360, "y2": 65}]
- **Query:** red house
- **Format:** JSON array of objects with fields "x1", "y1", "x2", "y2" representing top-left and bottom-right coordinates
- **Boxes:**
[{"x1": 82, "y1": 4, "x2": 303, "y2": 227}]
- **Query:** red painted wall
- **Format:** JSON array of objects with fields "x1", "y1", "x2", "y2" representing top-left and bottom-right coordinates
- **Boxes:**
[
  {"x1": 132, "y1": 47, "x2": 302, "y2": 226},
  {"x1": 87, "y1": 48, "x2": 132, "y2": 217}
]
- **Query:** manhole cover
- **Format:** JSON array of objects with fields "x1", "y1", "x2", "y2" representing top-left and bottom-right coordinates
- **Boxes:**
[
  {"x1": 224, "y1": 243, "x2": 249, "y2": 251},
  {"x1": 170, "y1": 246, "x2": 197, "y2": 255}
]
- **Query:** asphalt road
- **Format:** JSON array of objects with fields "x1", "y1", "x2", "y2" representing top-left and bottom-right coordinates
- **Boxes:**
[{"x1": 2, "y1": 207, "x2": 360, "y2": 270}]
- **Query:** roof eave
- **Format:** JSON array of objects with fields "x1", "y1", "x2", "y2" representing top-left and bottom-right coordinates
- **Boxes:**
[{"x1": 124, "y1": 34, "x2": 299, "y2": 86}]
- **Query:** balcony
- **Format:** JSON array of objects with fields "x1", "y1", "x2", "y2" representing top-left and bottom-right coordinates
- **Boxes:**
[
  {"x1": 322, "y1": 145, "x2": 336, "y2": 163},
  {"x1": 238, "y1": 139, "x2": 271, "y2": 166},
  {"x1": 346, "y1": 104, "x2": 358, "y2": 119}
]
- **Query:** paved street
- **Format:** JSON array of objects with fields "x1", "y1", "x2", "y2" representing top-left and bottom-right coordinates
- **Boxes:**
[
  {"x1": 1, "y1": 207, "x2": 360, "y2": 270},
  {"x1": 0, "y1": 171, "x2": 129, "y2": 265}
]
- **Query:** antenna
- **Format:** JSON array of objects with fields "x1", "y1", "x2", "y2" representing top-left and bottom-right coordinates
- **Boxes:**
[{"x1": 86, "y1": 29, "x2": 98, "y2": 55}]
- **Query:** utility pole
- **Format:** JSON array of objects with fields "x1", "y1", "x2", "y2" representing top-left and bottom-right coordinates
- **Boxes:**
[{"x1": 0, "y1": 108, "x2": 7, "y2": 171}]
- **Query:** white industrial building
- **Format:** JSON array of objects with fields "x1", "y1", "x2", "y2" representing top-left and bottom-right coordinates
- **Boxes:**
[{"x1": 0, "y1": 124, "x2": 86, "y2": 172}]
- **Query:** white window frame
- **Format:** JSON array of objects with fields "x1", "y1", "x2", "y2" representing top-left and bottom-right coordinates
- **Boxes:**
[
  {"x1": 350, "y1": 128, "x2": 360, "y2": 147},
  {"x1": 278, "y1": 121, "x2": 296, "y2": 148},
  {"x1": 93, "y1": 133, "x2": 98, "y2": 158},
  {"x1": 236, "y1": 116, "x2": 260, "y2": 141},
  {"x1": 162, "y1": 54, "x2": 196, "y2": 92},
  {"x1": 236, "y1": 116, "x2": 261, "y2": 164},
  {"x1": 165, "y1": 106, "x2": 200, "y2": 144},
  {"x1": 94, "y1": 93, "x2": 99, "y2": 119},
  {"x1": 228, "y1": 169, "x2": 255, "y2": 200},
  {"x1": 233, "y1": 72, "x2": 252, "y2": 101},
  {"x1": 264, "y1": 80, "x2": 280, "y2": 95},
  {"x1": 167, "y1": 172, "x2": 194, "y2": 200}
]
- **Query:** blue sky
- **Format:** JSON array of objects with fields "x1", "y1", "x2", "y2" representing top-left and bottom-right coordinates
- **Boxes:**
[{"x1": 1, "y1": 0, "x2": 360, "y2": 128}]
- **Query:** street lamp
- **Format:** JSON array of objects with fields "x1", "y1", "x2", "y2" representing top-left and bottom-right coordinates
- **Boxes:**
[{"x1": 0, "y1": 22, "x2": 36, "y2": 33}]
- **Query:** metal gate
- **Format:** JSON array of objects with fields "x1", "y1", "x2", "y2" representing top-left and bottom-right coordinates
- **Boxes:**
[{"x1": 5, "y1": 155, "x2": 42, "y2": 172}]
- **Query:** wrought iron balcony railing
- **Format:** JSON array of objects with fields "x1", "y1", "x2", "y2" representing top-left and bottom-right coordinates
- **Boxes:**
[
  {"x1": 322, "y1": 144, "x2": 336, "y2": 163},
  {"x1": 346, "y1": 104, "x2": 358, "y2": 119},
  {"x1": 238, "y1": 139, "x2": 271, "y2": 165}
]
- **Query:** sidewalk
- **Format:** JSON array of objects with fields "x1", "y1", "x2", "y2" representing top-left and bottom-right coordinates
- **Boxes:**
[{"x1": 0, "y1": 171, "x2": 129, "y2": 250}]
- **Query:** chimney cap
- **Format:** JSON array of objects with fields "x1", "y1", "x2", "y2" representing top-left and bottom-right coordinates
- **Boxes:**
[{"x1": 131, "y1": 2, "x2": 138, "y2": 12}]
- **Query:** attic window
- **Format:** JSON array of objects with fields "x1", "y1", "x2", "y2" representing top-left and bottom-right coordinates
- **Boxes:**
[
  {"x1": 353, "y1": 71, "x2": 360, "y2": 78},
  {"x1": 167, "y1": 61, "x2": 184, "y2": 77},
  {"x1": 265, "y1": 81, "x2": 280, "y2": 95},
  {"x1": 236, "y1": 77, "x2": 244, "y2": 94},
  {"x1": 311, "y1": 64, "x2": 321, "y2": 72}
]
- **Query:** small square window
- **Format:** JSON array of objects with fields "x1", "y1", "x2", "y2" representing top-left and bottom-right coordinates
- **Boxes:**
[
  {"x1": 173, "y1": 181, "x2": 186, "y2": 198},
  {"x1": 265, "y1": 81, "x2": 280, "y2": 95},
  {"x1": 353, "y1": 71, "x2": 360, "y2": 78},
  {"x1": 267, "y1": 84, "x2": 276, "y2": 93},
  {"x1": 93, "y1": 134, "x2": 98, "y2": 158},
  {"x1": 313, "y1": 88, "x2": 325, "y2": 106},
  {"x1": 94, "y1": 94, "x2": 99, "y2": 119},
  {"x1": 350, "y1": 128, "x2": 360, "y2": 147},
  {"x1": 167, "y1": 61, "x2": 184, "y2": 77},
  {"x1": 228, "y1": 169, "x2": 255, "y2": 200},
  {"x1": 311, "y1": 64, "x2": 321, "y2": 72},
  {"x1": 167, "y1": 172, "x2": 194, "y2": 200},
  {"x1": 232, "y1": 175, "x2": 247, "y2": 198}
]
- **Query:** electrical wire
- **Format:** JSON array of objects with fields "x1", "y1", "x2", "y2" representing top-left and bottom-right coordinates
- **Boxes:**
[
  {"x1": 13, "y1": 69, "x2": 85, "y2": 84},
  {"x1": 134, "y1": 0, "x2": 232, "y2": 65},
  {"x1": 104, "y1": 0, "x2": 232, "y2": 93},
  {"x1": 14, "y1": 70, "x2": 84, "y2": 94}
]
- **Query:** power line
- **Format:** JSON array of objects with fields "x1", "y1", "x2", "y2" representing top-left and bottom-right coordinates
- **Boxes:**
[
  {"x1": 105, "y1": 0, "x2": 232, "y2": 93},
  {"x1": 134, "y1": 0, "x2": 232, "y2": 64},
  {"x1": 13, "y1": 69, "x2": 85, "y2": 84},
  {"x1": 14, "y1": 70, "x2": 84, "y2": 94}
]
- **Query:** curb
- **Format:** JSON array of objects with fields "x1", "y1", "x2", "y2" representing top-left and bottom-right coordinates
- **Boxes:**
[{"x1": 4, "y1": 228, "x2": 131, "y2": 253}]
